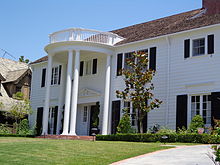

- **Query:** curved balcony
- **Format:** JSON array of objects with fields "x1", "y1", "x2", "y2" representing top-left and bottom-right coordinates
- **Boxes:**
[{"x1": 49, "y1": 28, "x2": 124, "y2": 46}]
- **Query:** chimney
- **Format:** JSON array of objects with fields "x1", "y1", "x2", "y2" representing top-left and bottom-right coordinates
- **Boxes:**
[{"x1": 203, "y1": 0, "x2": 220, "y2": 15}]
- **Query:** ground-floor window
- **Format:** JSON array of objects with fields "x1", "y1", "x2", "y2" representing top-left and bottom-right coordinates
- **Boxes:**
[
  {"x1": 191, "y1": 94, "x2": 211, "y2": 126},
  {"x1": 83, "y1": 106, "x2": 88, "y2": 122},
  {"x1": 124, "y1": 101, "x2": 137, "y2": 127}
]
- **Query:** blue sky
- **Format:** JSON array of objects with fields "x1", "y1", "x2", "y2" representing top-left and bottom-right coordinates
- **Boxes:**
[{"x1": 0, "y1": 0, "x2": 202, "y2": 62}]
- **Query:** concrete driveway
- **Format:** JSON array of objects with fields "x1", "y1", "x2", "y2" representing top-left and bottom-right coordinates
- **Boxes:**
[{"x1": 112, "y1": 145, "x2": 215, "y2": 165}]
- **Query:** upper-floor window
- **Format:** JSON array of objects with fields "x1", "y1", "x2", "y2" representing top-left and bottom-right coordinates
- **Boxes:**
[
  {"x1": 124, "y1": 52, "x2": 135, "y2": 71},
  {"x1": 193, "y1": 38, "x2": 205, "y2": 56},
  {"x1": 41, "y1": 65, "x2": 62, "y2": 88},
  {"x1": 80, "y1": 58, "x2": 97, "y2": 77},
  {"x1": 116, "y1": 47, "x2": 156, "y2": 76},
  {"x1": 85, "y1": 60, "x2": 92, "y2": 75},
  {"x1": 184, "y1": 35, "x2": 214, "y2": 58},
  {"x1": 51, "y1": 66, "x2": 60, "y2": 85}
]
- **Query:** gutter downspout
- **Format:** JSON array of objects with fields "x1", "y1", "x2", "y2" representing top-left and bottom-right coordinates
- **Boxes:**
[{"x1": 166, "y1": 36, "x2": 171, "y2": 127}]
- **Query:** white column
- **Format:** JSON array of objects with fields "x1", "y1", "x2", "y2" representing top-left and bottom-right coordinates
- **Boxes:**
[
  {"x1": 69, "y1": 50, "x2": 80, "y2": 135},
  {"x1": 42, "y1": 54, "x2": 53, "y2": 135},
  {"x1": 102, "y1": 55, "x2": 111, "y2": 135},
  {"x1": 62, "y1": 50, "x2": 73, "y2": 135},
  {"x1": 56, "y1": 64, "x2": 66, "y2": 134}
]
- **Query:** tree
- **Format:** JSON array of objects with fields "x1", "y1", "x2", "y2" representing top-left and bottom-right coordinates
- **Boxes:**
[
  {"x1": 116, "y1": 51, "x2": 162, "y2": 133},
  {"x1": 117, "y1": 110, "x2": 132, "y2": 133},
  {"x1": 5, "y1": 92, "x2": 32, "y2": 132},
  {"x1": 7, "y1": 99, "x2": 32, "y2": 125},
  {"x1": 19, "y1": 56, "x2": 29, "y2": 64}
]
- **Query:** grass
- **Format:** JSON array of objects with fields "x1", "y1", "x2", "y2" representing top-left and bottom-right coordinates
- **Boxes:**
[{"x1": 0, "y1": 137, "x2": 185, "y2": 165}]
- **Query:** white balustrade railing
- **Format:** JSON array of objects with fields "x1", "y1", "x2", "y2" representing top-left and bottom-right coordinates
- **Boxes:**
[{"x1": 49, "y1": 28, "x2": 124, "y2": 46}]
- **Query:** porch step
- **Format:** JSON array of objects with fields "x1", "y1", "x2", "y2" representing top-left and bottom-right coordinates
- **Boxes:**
[{"x1": 36, "y1": 135, "x2": 95, "y2": 141}]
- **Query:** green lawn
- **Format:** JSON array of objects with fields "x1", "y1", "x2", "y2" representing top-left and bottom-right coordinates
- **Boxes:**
[{"x1": 0, "y1": 137, "x2": 175, "y2": 165}]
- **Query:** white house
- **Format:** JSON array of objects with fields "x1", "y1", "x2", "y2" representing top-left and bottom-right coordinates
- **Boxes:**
[{"x1": 30, "y1": 0, "x2": 220, "y2": 136}]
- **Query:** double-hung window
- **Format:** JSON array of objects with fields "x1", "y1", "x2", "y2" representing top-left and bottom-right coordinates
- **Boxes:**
[
  {"x1": 124, "y1": 52, "x2": 135, "y2": 71},
  {"x1": 80, "y1": 58, "x2": 97, "y2": 76},
  {"x1": 85, "y1": 60, "x2": 92, "y2": 75},
  {"x1": 51, "y1": 66, "x2": 59, "y2": 85},
  {"x1": 192, "y1": 38, "x2": 205, "y2": 56},
  {"x1": 191, "y1": 94, "x2": 211, "y2": 125}
]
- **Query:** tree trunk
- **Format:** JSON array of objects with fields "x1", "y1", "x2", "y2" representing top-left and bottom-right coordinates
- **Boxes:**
[
  {"x1": 139, "y1": 120, "x2": 144, "y2": 133},
  {"x1": 139, "y1": 110, "x2": 146, "y2": 134}
]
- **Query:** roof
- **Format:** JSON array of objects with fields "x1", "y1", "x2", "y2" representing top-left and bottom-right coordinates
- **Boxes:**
[
  {"x1": 0, "y1": 73, "x2": 5, "y2": 81},
  {"x1": 31, "y1": 8, "x2": 220, "y2": 64},
  {"x1": 0, "y1": 58, "x2": 28, "y2": 111},
  {"x1": 30, "y1": 56, "x2": 48, "y2": 65},
  {"x1": 4, "y1": 69, "x2": 29, "y2": 83},
  {"x1": 112, "y1": 9, "x2": 220, "y2": 45},
  {"x1": 0, "y1": 57, "x2": 28, "y2": 78}
]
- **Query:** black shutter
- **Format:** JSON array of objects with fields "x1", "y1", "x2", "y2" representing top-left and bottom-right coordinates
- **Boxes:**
[
  {"x1": 41, "y1": 68, "x2": 46, "y2": 87},
  {"x1": 80, "y1": 61, "x2": 84, "y2": 76},
  {"x1": 51, "y1": 68, "x2": 54, "y2": 85},
  {"x1": 184, "y1": 39, "x2": 190, "y2": 58},
  {"x1": 111, "y1": 100, "x2": 121, "y2": 134},
  {"x1": 211, "y1": 92, "x2": 220, "y2": 127},
  {"x1": 176, "y1": 95, "x2": 188, "y2": 130},
  {"x1": 58, "y1": 65, "x2": 62, "y2": 85},
  {"x1": 92, "y1": 59, "x2": 97, "y2": 74},
  {"x1": 149, "y1": 47, "x2": 157, "y2": 71},
  {"x1": 117, "y1": 53, "x2": 123, "y2": 76},
  {"x1": 53, "y1": 106, "x2": 58, "y2": 135},
  {"x1": 208, "y1": 34, "x2": 214, "y2": 54},
  {"x1": 36, "y1": 107, "x2": 43, "y2": 135}
]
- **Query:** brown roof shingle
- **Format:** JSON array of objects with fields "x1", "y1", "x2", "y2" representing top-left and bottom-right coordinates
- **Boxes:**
[
  {"x1": 112, "y1": 9, "x2": 220, "y2": 45},
  {"x1": 31, "y1": 8, "x2": 220, "y2": 64}
]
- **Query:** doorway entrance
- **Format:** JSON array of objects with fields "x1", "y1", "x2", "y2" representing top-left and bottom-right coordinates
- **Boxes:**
[
  {"x1": 89, "y1": 103, "x2": 100, "y2": 135},
  {"x1": 48, "y1": 106, "x2": 58, "y2": 135}
]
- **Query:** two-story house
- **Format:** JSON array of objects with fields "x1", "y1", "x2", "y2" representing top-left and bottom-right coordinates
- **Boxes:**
[{"x1": 30, "y1": 0, "x2": 220, "y2": 136}]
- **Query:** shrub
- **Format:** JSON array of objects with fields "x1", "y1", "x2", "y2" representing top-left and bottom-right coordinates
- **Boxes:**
[
  {"x1": 188, "y1": 115, "x2": 205, "y2": 133},
  {"x1": 17, "y1": 119, "x2": 32, "y2": 135},
  {"x1": 96, "y1": 133, "x2": 220, "y2": 144},
  {"x1": 0, "y1": 123, "x2": 11, "y2": 134},
  {"x1": 0, "y1": 133, "x2": 34, "y2": 137},
  {"x1": 117, "y1": 113, "x2": 133, "y2": 133},
  {"x1": 156, "y1": 127, "x2": 176, "y2": 134}
]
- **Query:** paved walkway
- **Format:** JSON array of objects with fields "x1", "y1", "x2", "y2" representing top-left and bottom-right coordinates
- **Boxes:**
[{"x1": 112, "y1": 145, "x2": 215, "y2": 165}]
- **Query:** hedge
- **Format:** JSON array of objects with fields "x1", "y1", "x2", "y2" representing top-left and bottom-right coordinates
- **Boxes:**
[
  {"x1": 0, "y1": 134, "x2": 35, "y2": 137},
  {"x1": 96, "y1": 133, "x2": 220, "y2": 144}
]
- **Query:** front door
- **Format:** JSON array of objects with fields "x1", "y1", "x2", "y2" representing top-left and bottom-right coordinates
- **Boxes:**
[{"x1": 48, "y1": 106, "x2": 58, "y2": 134}]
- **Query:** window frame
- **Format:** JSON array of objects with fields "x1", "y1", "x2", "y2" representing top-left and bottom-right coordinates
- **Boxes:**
[
  {"x1": 123, "y1": 101, "x2": 137, "y2": 127},
  {"x1": 118, "y1": 49, "x2": 149, "y2": 74},
  {"x1": 82, "y1": 58, "x2": 98, "y2": 77},
  {"x1": 83, "y1": 106, "x2": 88, "y2": 122},
  {"x1": 85, "y1": 60, "x2": 92, "y2": 76},
  {"x1": 51, "y1": 66, "x2": 61, "y2": 86},
  {"x1": 192, "y1": 38, "x2": 206, "y2": 57},
  {"x1": 190, "y1": 94, "x2": 211, "y2": 126}
]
